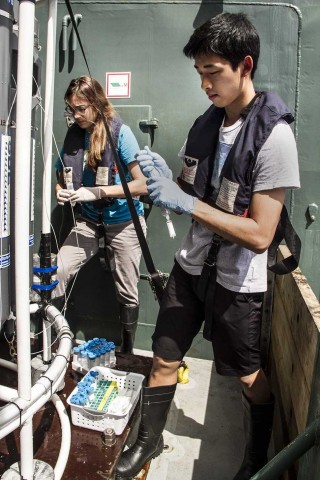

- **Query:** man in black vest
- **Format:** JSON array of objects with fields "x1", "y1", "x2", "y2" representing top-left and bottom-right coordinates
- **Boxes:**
[{"x1": 116, "y1": 12, "x2": 300, "y2": 480}]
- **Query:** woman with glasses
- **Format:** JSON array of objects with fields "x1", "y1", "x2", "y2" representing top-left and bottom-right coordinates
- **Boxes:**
[{"x1": 54, "y1": 76, "x2": 147, "y2": 354}]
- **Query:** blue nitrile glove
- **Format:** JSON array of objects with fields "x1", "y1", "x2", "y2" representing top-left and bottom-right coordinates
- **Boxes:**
[
  {"x1": 146, "y1": 177, "x2": 195, "y2": 215},
  {"x1": 135, "y1": 146, "x2": 173, "y2": 179}
]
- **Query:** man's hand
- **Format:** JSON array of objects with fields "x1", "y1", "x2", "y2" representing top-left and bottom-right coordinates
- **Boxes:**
[
  {"x1": 56, "y1": 189, "x2": 71, "y2": 206},
  {"x1": 136, "y1": 146, "x2": 173, "y2": 179},
  {"x1": 147, "y1": 177, "x2": 195, "y2": 215},
  {"x1": 69, "y1": 187, "x2": 102, "y2": 203}
]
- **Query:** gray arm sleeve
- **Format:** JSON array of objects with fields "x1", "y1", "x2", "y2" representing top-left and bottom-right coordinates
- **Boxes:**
[{"x1": 252, "y1": 119, "x2": 300, "y2": 192}]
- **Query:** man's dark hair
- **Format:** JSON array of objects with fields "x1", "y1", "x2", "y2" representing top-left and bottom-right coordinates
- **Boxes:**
[{"x1": 183, "y1": 12, "x2": 260, "y2": 79}]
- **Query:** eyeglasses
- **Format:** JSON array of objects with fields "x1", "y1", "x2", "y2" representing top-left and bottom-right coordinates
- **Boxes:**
[{"x1": 64, "y1": 104, "x2": 91, "y2": 116}]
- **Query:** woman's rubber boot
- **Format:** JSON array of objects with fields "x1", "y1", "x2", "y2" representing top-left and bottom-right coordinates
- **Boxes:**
[
  {"x1": 120, "y1": 304, "x2": 139, "y2": 354},
  {"x1": 115, "y1": 383, "x2": 177, "y2": 479},
  {"x1": 233, "y1": 393, "x2": 275, "y2": 480}
]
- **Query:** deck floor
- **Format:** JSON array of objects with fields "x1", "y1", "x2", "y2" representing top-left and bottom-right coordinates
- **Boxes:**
[
  {"x1": 0, "y1": 342, "x2": 245, "y2": 480},
  {"x1": 134, "y1": 350, "x2": 244, "y2": 480}
]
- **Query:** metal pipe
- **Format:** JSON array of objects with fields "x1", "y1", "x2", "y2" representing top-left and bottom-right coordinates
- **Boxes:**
[
  {"x1": 61, "y1": 14, "x2": 70, "y2": 51},
  {"x1": 71, "y1": 13, "x2": 82, "y2": 51},
  {"x1": 251, "y1": 419, "x2": 319, "y2": 480}
]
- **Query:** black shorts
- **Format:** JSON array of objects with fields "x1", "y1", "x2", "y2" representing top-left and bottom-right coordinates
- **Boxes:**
[{"x1": 152, "y1": 261, "x2": 264, "y2": 377}]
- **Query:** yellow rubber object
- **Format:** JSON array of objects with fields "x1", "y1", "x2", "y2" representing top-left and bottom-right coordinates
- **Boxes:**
[{"x1": 177, "y1": 362, "x2": 189, "y2": 384}]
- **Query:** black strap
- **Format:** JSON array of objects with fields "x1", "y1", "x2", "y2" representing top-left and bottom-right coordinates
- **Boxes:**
[
  {"x1": 64, "y1": 0, "x2": 164, "y2": 302},
  {"x1": 197, "y1": 234, "x2": 222, "y2": 303},
  {"x1": 267, "y1": 205, "x2": 301, "y2": 274},
  {"x1": 199, "y1": 205, "x2": 300, "y2": 342}
]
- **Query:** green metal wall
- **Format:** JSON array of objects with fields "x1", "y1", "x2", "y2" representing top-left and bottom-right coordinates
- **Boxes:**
[{"x1": 33, "y1": 1, "x2": 320, "y2": 366}]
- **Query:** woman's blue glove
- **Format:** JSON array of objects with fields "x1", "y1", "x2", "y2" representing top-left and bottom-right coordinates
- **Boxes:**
[
  {"x1": 147, "y1": 177, "x2": 195, "y2": 215},
  {"x1": 135, "y1": 146, "x2": 173, "y2": 179}
]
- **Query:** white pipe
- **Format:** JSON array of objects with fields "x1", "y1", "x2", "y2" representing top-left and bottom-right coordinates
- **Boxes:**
[
  {"x1": 15, "y1": 0, "x2": 35, "y2": 402},
  {"x1": 51, "y1": 394, "x2": 72, "y2": 480},
  {"x1": 42, "y1": 0, "x2": 57, "y2": 234},
  {"x1": 0, "y1": 358, "x2": 18, "y2": 372},
  {"x1": 0, "y1": 385, "x2": 18, "y2": 402},
  {"x1": 30, "y1": 303, "x2": 40, "y2": 314},
  {"x1": 42, "y1": 0, "x2": 57, "y2": 364},
  {"x1": 0, "y1": 306, "x2": 73, "y2": 439},
  {"x1": 15, "y1": 1, "x2": 36, "y2": 475},
  {"x1": 20, "y1": 417, "x2": 34, "y2": 479}
]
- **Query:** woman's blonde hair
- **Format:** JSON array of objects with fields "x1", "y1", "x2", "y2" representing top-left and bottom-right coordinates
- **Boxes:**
[{"x1": 64, "y1": 76, "x2": 117, "y2": 169}]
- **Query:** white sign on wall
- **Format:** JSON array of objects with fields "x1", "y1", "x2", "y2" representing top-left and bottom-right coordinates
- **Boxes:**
[{"x1": 106, "y1": 72, "x2": 131, "y2": 98}]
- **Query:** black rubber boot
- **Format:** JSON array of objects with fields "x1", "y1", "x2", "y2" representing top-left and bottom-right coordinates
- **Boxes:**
[
  {"x1": 233, "y1": 393, "x2": 275, "y2": 480},
  {"x1": 120, "y1": 304, "x2": 139, "y2": 354},
  {"x1": 115, "y1": 383, "x2": 177, "y2": 479}
]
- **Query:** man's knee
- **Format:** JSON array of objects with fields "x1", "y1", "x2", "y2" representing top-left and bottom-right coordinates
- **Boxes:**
[
  {"x1": 153, "y1": 355, "x2": 180, "y2": 371},
  {"x1": 149, "y1": 355, "x2": 181, "y2": 386},
  {"x1": 239, "y1": 369, "x2": 261, "y2": 389},
  {"x1": 239, "y1": 369, "x2": 271, "y2": 404}
]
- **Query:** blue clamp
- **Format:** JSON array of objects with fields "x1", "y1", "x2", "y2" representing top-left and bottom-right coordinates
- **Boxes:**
[
  {"x1": 32, "y1": 280, "x2": 59, "y2": 291},
  {"x1": 33, "y1": 265, "x2": 58, "y2": 274}
]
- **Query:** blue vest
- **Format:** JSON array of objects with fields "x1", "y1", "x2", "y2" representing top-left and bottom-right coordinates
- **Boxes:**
[
  {"x1": 62, "y1": 117, "x2": 122, "y2": 209},
  {"x1": 178, "y1": 92, "x2": 294, "y2": 216},
  {"x1": 180, "y1": 92, "x2": 300, "y2": 281}
]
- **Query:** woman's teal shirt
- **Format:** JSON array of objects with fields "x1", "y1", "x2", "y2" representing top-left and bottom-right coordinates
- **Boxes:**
[{"x1": 56, "y1": 124, "x2": 144, "y2": 224}]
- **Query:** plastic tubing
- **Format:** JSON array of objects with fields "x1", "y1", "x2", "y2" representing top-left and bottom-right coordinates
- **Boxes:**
[
  {"x1": 0, "y1": 364, "x2": 71, "y2": 480},
  {"x1": 51, "y1": 393, "x2": 71, "y2": 480},
  {"x1": 0, "y1": 305, "x2": 73, "y2": 439}
]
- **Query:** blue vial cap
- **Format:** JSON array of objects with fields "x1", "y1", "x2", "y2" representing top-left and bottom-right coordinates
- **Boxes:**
[{"x1": 70, "y1": 394, "x2": 79, "y2": 404}]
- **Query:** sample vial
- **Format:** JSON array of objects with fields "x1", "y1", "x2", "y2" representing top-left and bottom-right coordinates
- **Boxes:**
[{"x1": 108, "y1": 342, "x2": 116, "y2": 367}]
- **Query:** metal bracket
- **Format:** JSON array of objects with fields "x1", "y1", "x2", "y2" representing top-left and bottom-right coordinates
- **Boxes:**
[
  {"x1": 139, "y1": 118, "x2": 159, "y2": 146},
  {"x1": 307, "y1": 203, "x2": 318, "y2": 222},
  {"x1": 139, "y1": 118, "x2": 159, "y2": 129}
]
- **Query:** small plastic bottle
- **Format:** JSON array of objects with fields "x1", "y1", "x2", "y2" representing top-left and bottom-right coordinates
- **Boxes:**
[
  {"x1": 90, "y1": 370, "x2": 99, "y2": 383},
  {"x1": 88, "y1": 352, "x2": 96, "y2": 369},
  {"x1": 80, "y1": 350, "x2": 89, "y2": 370},
  {"x1": 108, "y1": 342, "x2": 116, "y2": 367},
  {"x1": 104, "y1": 345, "x2": 111, "y2": 368},
  {"x1": 95, "y1": 350, "x2": 102, "y2": 367},
  {"x1": 99, "y1": 347, "x2": 106, "y2": 367},
  {"x1": 161, "y1": 208, "x2": 176, "y2": 238},
  {"x1": 73, "y1": 346, "x2": 80, "y2": 364}
]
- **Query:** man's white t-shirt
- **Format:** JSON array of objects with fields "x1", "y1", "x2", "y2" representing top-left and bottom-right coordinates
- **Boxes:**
[{"x1": 175, "y1": 118, "x2": 300, "y2": 293}]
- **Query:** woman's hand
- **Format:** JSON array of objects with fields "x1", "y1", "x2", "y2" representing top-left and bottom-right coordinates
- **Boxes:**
[
  {"x1": 56, "y1": 189, "x2": 71, "y2": 205},
  {"x1": 69, "y1": 186, "x2": 102, "y2": 202}
]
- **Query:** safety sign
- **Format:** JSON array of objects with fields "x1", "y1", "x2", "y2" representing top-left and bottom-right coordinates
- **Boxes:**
[{"x1": 106, "y1": 72, "x2": 131, "y2": 98}]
